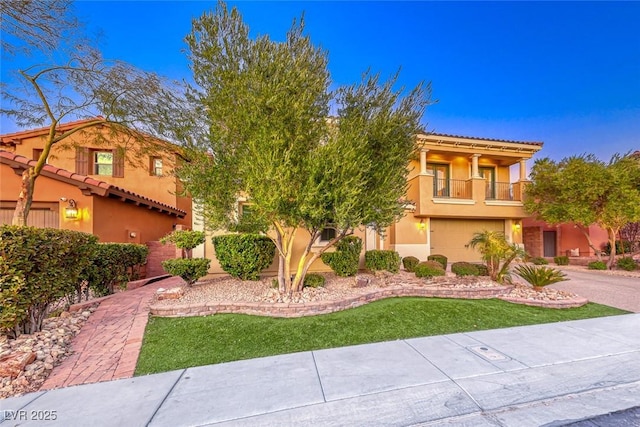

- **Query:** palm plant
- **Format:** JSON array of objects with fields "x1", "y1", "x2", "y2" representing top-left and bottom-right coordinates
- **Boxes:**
[
  {"x1": 514, "y1": 264, "x2": 567, "y2": 289},
  {"x1": 468, "y1": 230, "x2": 525, "y2": 284}
]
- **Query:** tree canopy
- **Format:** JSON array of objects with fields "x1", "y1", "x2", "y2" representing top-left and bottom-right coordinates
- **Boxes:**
[
  {"x1": 178, "y1": 2, "x2": 432, "y2": 294},
  {"x1": 524, "y1": 154, "x2": 640, "y2": 268}
]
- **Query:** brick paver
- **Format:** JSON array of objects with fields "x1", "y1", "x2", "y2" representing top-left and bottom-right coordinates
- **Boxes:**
[{"x1": 40, "y1": 276, "x2": 185, "y2": 390}]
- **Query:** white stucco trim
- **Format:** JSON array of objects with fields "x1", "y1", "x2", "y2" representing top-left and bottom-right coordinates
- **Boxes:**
[
  {"x1": 484, "y1": 200, "x2": 523, "y2": 207},
  {"x1": 432, "y1": 199, "x2": 476, "y2": 205}
]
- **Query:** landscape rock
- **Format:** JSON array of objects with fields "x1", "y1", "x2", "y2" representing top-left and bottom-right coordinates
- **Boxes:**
[{"x1": 0, "y1": 352, "x2": 36, "y2": 379}]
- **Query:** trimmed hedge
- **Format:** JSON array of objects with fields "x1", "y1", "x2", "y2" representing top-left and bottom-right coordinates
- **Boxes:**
[
  {"x1": 160, "y1": 230, "x2": 205, "y2": 258},
  {"x1": 402, "y1": 256, "x2": 420, "y2": 273},
  {"x1": 451, "y1": 262, "x2": 480, "y2": 277},
  {"x1": 427, "y1": 254, "x2": 448, "y2": 270},
  {"x1": 321, "y1": 236, "x2": 362, "y2": 277},
  {"x1": 531, "y1": 257, "x2": 548, "y2": 265},
  {"x1": 162, "y1": 258, "x2": 211, "y2": 285},
  {"x1": 414, "y1": 261, "x2": 446, "y2": 278},
  {"x1": 212, "y1": 234, "x2": 276, "y2": 280},
  {"x1": 554, "y1": 256, "x2": 570, "y2": 266},
  {"x1": 617, "y1": 257, "x2": 637, "y2": 271},
  {"x1": 303, "y1": 273, "x2": 326, "y2": 288},
  {"x1": 0, "y1": 226, "x2": 97, "y2": 337},
  {"x1": 588, "y1": 260, "x2": 607, "y2": 270},
  {"x1": 365, "y1": 250, "x2": 400, "y2": 273},
  {"x1": 79, "y1": 243, "x2": 149, "y2": 298},
  {"x1": 474, "y1": 263, "x2": 490, "y2": 276}
]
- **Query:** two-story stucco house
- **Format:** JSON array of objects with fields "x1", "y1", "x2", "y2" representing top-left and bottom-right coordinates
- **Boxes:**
[{"x1": 0, "y1": 118, "x2": 191, "y2": 245}]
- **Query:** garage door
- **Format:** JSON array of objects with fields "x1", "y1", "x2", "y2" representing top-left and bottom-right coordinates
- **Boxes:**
[
  {"x1": 430, "y1": 219, "x2": 504, "y2": 262},
  {"x1": 0, "y1": 208, "x2": 59, "y2": 228}
]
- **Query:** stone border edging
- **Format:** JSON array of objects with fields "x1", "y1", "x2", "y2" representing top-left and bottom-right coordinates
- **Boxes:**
[{"x1": 149, "y1": 284, "x2": 589, "y2": 318}]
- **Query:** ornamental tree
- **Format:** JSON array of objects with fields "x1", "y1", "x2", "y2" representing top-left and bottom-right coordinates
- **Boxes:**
[
  {"x1": 178, "y1": 2, "x2": 431, "y2": 294},
  {"x1": 524, "y1": 154, "x2": 640, "y2": 268}
]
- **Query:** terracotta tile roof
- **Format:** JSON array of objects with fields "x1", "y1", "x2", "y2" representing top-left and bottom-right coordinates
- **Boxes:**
[
  {"x1": 0, "y1": 118, "x2": 108, "y2": 145},
  {"x1": 0, "y1": 150, "x2": 186, "y2": 218},
  {"x1": 422, "y1": 132, "x2": 544, "y2": 147}
]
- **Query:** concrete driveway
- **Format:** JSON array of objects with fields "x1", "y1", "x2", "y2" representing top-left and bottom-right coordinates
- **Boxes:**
[{"x1": 550, "y1": 267, "x2": 640, "y2": 313}]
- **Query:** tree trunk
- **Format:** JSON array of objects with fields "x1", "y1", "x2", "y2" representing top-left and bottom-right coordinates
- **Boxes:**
[
  {"x1": 576, "y1": 224, "x2": 603, "y2": 261},
  {"x1": 12, "y1": 168, "x2": 36, "y2": 226},
  {"x1": 607, "y1": 227, "x2": 618, "y2": 269}
]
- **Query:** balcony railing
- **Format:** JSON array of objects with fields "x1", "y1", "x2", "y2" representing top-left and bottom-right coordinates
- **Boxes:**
[
  {"x1": 486, "y1": 182, "x2": 514, "y2": 201},
  {"x1": 434, "y1": 179, "x2": 471, "y2": 199}
]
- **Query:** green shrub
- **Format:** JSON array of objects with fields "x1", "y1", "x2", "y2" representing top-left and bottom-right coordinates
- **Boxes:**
[
  {"x1": 79, "y1": 243, "x2": 149, "y2": 298},
  {"x1": 617, "y1": 257, "x2": 637, "y2": 271},
  {"x1": 474, "y1": 263, "x2": 490, "y2": 276},
  {"x1": 161, "y1": 258, "x2": 211, "y2": 285},
  {"x1": 514, "y1": 264, "x2": 567, "y2": 288},
  {"x1": 160, "y1": 230, "x2": 206, "y2": 258},
  {"x1": 303, "y1": 273, "x2": 325, "y2": 288},
  {"x1": 414, "y1": 261, "x2": 446, "y2": 278},
  {"x1": 364, "y1": 250, "x2": 400, "y2": 273},
  {"x1": 0, "y1": 226, "x2": 97, "y2": 337},
  {"x1": 554, "y1": 256, "x2": 570, "y2": 266},
  {"x1": 402, "y1": 256, "x2": 420, "y2": 272},
  {"x1": 320, "y1": 236, "x2": 362, "y2": 277},
  {"x1": 427, "y1": 254, "x2": 448, "y2": 270},
  {"x1": 531, "y1": 257, "x2": 549, "y2": 265},
  {"x1": 588, "y1": 260, "x2": 607, "y2": 270},
  {"x1": 212, "y1": 234, "x2": 276, "y2": 280},
  {"x1": 602, "y1": 240, "x2": 634, "y2": 256},
  {"x1": 0, "y1": 258, "x2": 26, "y2": 336},
  {"x1": 451, "y1": 262, "x2": 480, "y2": 276}
]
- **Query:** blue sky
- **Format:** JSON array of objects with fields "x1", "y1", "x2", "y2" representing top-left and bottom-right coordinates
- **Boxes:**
[{"x1": 2, "y1": 1, "x2": 639, "y2": 162}]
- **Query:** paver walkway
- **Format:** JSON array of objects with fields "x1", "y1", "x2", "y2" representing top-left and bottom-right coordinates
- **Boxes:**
[{"x1": 40, "y1": 276, "x2": 184, "y2": 390}]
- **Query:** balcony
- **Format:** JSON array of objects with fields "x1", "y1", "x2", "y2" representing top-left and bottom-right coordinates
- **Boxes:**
[{"x1": 408, "y1": 174, "x2": 527, "y2": 219}]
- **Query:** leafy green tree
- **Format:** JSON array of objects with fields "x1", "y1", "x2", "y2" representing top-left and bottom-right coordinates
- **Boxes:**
[
  {"x1": 468, "y1": 230, "x2": 525, "y2": 284},
  {"x1": 178, "y1": 2, "x2": 431, "y2": 294},
  {"x1": 525, "y1": 154, "x2": 640, "y2": 268}
]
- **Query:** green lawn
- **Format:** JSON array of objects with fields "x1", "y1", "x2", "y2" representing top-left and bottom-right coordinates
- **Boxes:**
[{"x1": 135, "y1": 297, "x2": 628, "y2": 375}]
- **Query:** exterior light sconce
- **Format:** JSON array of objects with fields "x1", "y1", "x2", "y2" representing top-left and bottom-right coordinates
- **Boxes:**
[
  {"x1": 513, "y1": 221, "x2": 521, "y2": 232},
  {"x1": 418, "y1": 219, "x2": 427, "y2": 231},
  {"x1": 64, "y1": 199, "x2": 78, "y2": 219}
]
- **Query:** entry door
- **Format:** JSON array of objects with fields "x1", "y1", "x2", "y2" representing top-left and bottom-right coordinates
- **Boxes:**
[
  {"x1": 543, "y1": 231, "x2": 557, "y2": 257},
  {"x1": 479, "y1": 167, "x2": 495, "y2": 199}
]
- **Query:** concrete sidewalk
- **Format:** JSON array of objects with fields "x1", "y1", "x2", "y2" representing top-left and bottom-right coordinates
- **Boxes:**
[{"x1": 2, "y1": 314, "x2": 639, "y2": 426}]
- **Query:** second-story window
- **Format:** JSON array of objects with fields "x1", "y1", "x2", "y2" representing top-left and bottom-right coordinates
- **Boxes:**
[
  {"x1": 94, "y1": 151, "x2": 113, "y2": 176},
  {"x1": 150, "y1": 157, "x2": 163, "y2": 176},
  {"x1": 428, "y1": 163, "x2": 449, "y2": 197}
]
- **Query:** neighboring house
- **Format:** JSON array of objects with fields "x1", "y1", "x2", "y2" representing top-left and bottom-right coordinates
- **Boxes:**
[
  {"x1": 0, "y1": 119, "x2": 192, "y2": 243},
  {"x1": 522, "y1": 219, "x2": 608, "y2": 258},
  {"x1": 195, "y1": 131, "x2": 543, "y2": 274}
]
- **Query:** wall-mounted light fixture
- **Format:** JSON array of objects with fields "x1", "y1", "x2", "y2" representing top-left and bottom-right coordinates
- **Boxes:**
[
  {"x1": 513, "y1": 221, "x2": 521, "y2": 232},
  {"x1": 417, "y1": 218, "x2": 427, "y2": 231},
  {"x1": 64, "y1": 199, "x2": 78, "y2": 219}
]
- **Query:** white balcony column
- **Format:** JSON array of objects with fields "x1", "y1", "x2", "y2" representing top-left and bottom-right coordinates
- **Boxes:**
[
  {"x1": 420, "y1": 148, "x2": 429, "y2": 175},
  {"x1": 519, "y1": 159, "x2": 527, "y2": 181},
  {"x1": 470, "y1": 154, "x2": 481, "y2": 178}
]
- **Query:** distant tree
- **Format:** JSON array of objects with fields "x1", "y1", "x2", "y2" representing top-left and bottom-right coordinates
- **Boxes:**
[
  {"x1": 525, "y1": 154, "x2": 640, "y2": 268},
  {"x1": 1, "y1": 3, "x2": 186, "y2": 225},
  {"x1": 178, "y1": 2, "x2": 431, "y2": 294}
]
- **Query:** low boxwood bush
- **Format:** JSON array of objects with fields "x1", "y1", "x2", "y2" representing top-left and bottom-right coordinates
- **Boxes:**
[
  {"x1": 212, "y1": 234, "x2": 276, "y2": 280},
  {"x1": 303, "y1": 273, "x2": 325, "y2": 288},
  {"x1": 414, "y1": 261, "x2": 446, "y2": 278},
  {"x1": 514, "y1": 264, "x2": 567, "y2": 288},
  {"x1": 531, "y1": 257, "x2": 548, "y2": 265},
  {"x1": 162, "y1": 258, "x2": 211, "y2": 285},
  {"x1": 402, "y1": 256, "x2": 420, "y2": 272},
  {"x1": 474, "y1": 263, "x2": 490, "y2": 276},
  {"x1": 365, "y1": 250, "x2": 400, "y2": 273},
  {"x1": 0, "y1": 225, "x2": 97, "y2": 337},
  {"x1": 321, "y1": 236, "x2": 362, "y2": 277},
  {"x1": 588, "y1": 260, "x2": 607, "y2": 270},
  {"x1": 79, "y1": 243, "x2": 149, "y2": 298},
  {"x1": 427, "y1": 254, "x2": 448, "y2": 270},
  {"x1": 160, "y1": 230, "x2": 206, "y2": 259},
  {"x1": 451, "y1": 262, "x2": 480, "y2": 276},
  {"x1": 617, "y1": 257, "x2": 637, "y2": 271},
  {"x1": 554, "y1": 256, "x2": 570, "y2": 266}
]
